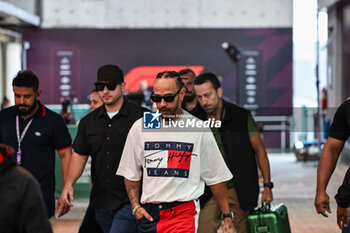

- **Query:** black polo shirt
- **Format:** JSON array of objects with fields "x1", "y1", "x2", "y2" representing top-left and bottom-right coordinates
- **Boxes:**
[
  {"x1": 0, "y1": 102, "x2": 72, "y2": 217},
  {"x1": 73, "y1": 98, "x2": 145, "y2": 211}
]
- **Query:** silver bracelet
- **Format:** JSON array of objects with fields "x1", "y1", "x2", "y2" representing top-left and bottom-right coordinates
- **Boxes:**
[{"x1": 132, "y1": 205, "x2": 141, "y2": 215}]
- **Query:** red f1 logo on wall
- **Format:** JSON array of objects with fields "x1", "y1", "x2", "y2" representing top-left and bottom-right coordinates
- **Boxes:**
[{"x1": 124, "y1": 66, "x2": 205, "y2": 92}]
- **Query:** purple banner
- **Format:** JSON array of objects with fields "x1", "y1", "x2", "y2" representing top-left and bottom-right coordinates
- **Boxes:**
[{"x1": 23, "y1": 28, "x2": 293, "y2": 148}]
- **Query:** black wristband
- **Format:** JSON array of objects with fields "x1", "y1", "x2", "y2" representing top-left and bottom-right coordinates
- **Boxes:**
[
  {"x1": 221, "y1": 211, "x2": 234, "y2": 219},
  {"x1": 263, "y1": 182, "x2": 274, "y2": 189}
]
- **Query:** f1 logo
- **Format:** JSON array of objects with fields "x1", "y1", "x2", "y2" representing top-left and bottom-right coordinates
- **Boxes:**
[
  {"x1": 143, "y1": 111, "x2": 161, "y2": 129},
  {"x1": 124, "y1": 66, "x2": 205, "y2": 92}
]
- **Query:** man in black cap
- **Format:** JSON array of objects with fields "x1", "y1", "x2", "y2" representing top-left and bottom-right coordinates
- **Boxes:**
[{"x1": 59, "y1": 64, "x2": 145, "y2": 233}]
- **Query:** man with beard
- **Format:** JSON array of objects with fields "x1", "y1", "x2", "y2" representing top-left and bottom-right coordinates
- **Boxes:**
[
  {"x1": 59, "y1": 64, "x2": 145, "y2": 233},
  {"x1": 194, "y1": 72, "x2": 273, "y2": 233},
  {"x1": 117, "y1": 71, "x2": 236, "y2": 233},
  {"x1": 0, "y1": 70, "x2": 72, "y2": 218},
  {"x1": 179, "y1": 69, "x2": 206, "y2": 120}
]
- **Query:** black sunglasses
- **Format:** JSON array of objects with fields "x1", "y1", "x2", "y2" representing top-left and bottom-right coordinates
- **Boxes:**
[
  {"x1": 95, "y1": 82, "x2": 118, "y2": 91},
  {"x1": 150, "y1": 88, "x2": 182, "y2": 103}
]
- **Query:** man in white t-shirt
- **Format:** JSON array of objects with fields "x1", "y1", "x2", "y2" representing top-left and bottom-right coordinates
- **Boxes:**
[{"x1": 117, "y1": 71, "x2": 236, "y2": 233}]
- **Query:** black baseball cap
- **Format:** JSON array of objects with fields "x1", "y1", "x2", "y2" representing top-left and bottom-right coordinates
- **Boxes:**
[{"x1": 97, "y1": 64, "x2": 124, "y2": 84}]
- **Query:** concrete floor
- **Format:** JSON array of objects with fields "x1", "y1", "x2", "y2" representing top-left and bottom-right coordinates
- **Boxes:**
[{"x1": 51, "y1": 153, "x2": 347, "y2": 233}]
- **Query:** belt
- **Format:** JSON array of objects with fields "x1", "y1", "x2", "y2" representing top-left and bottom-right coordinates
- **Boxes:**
[{"x1": 144, "y1": 201, "x2": 188, "y2": 210}]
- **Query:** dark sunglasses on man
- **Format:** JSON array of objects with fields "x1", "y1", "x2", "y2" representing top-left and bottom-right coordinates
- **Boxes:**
[
  {"x1": 95, "y1": 82, "x2": 118, "y2": 91},
  {"x1": 150, "y1": 88, "x2": 182, "y2": 103}
]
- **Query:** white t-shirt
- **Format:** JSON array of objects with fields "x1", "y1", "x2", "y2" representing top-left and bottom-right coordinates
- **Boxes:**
[
  {"x1": 107, "y1": 111, "x2": 119, "y2": 119},
  {"x1": 116, "y1": 111, "x2": 233, "y2": 204}
]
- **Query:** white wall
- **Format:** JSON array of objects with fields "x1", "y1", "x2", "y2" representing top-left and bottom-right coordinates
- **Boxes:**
[
  {"x1": 42, "y1": 0, "x2": 292, "y2": 28},
  {"x1": 326, "y1": 4, "x2": 344, "y2": 107},
  {"x1": 5, "y1": 42, "x2": 22, "y2": 105}
]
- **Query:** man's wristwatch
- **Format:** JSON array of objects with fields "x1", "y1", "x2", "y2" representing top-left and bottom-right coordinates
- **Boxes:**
[
  {"x1": 221, "y1": 211, "x2": 234, "y2": 220},
  {"x1": 263, "y1": 182, "x2": 274, "y2": 189}
]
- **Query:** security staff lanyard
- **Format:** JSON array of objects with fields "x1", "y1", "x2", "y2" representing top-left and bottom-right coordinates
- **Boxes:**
[{"x1": 16, "y1": 115, "x2": 33, "y2": 165}]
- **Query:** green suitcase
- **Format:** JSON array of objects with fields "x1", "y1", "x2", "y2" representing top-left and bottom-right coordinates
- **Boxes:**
[{"x1": 248, "y1": 203, "x2": 291, "y2": 233}]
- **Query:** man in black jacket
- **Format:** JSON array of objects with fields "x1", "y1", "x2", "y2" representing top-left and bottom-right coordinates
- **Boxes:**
[
  {"x1": 194, "y1": 72, "x2": 273, "y2": 233},
  {"x1": 0, "y1": 143, "x2": 52, "y2": 233}
]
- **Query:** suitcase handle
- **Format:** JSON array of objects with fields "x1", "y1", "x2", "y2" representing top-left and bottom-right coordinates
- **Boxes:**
[
  {"x1": 261, "y1": 201, "x2": 271, "y2": 212},
  {"x1": 255, "y1": 202, "x2": 272, "y2": 230}
]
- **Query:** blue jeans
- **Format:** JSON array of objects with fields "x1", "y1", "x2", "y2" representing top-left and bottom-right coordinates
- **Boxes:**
[{"x1": 95, "y1": 204, "x2": 137, "y2": 233}]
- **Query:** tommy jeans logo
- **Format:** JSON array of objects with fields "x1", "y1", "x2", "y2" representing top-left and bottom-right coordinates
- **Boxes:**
[{"x1": 144, "y1": 142, "x2": 196, "y2": 178}]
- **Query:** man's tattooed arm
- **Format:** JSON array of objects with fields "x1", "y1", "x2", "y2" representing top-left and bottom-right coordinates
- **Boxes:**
[
  {"x1": 124, "y1": 178, "x2": 154, "y2": 221},
  {"x1": 124, "y1": 178, "x2": 140, "y2": 209}
]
